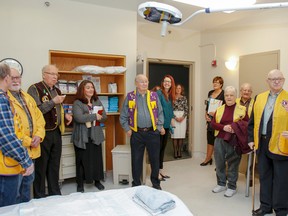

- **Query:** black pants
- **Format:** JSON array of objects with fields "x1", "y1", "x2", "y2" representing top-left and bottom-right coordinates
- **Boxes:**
[
  {"x1": 33, "y1": 129, "x2": 62, "y2": 198},
  {"x1": 130, "y1": 130, "x2": 160, "y2": 187},
  {"x1": 159, "y1": 128, "x2": 169, "y2": 169},
  {"x1": 74, "y1": 140, "x2": 104, "y2": 186},
  {"x1": 258, "y1": 136, "x2": 288, "y2": 216}
]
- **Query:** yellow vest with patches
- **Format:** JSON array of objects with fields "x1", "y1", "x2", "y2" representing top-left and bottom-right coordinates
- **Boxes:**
[
  {"x1": 128, "y1": 90, "x2": 157, "y2": 132},
  {"x1": 8, "y1": 90, "x2": 46, "y2": 159},
  {"x1": 214, "y1": 104, "x2": 246, "y2": 136},
  {"x1": 253, "y1": 90, "x2": 288, "y2": 156}
]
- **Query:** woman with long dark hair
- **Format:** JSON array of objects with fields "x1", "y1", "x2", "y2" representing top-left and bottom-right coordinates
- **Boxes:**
[
  {"x1": 157, "y1": 75, "x2": 176, "y2": 180},
  {"x1": 72, "y1": 80, "x2": 107, "y2": 192}
]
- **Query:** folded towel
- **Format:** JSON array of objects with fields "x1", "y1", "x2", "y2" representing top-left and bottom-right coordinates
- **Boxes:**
[{"x1": 132, "y1": 186, "x2": 175, "y2": 215}]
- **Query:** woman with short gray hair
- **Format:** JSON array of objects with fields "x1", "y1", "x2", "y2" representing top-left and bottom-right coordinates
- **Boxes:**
[{"x1": 211, "y1": 86, "x2": 248, "y2": 197}]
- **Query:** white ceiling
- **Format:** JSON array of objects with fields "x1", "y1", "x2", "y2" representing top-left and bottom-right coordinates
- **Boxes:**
[{"x1": 69, "y1": 0, "x2": 288, "y2": 31}]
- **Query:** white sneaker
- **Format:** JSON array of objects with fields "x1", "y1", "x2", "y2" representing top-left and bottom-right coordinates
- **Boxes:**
[
  {"x1": 224, "y1": 188, "x2": 236, "y2": 197},
  {"x1": 212, "y1": 185, "x2": 226, "y2": 193}
]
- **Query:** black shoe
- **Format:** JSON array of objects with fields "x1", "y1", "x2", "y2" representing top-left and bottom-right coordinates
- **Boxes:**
[
  {"x1": 77, "y1": 185, "x2": 84, "y2": 193},
  {"x1": 200, "y1": 159, "x2": 213, "y2": 166},
  {"x1": 160, "y1": 173, "x2": 170, "y2": 179},
  {"x1": 152, "y1": 185, "x2": 162, "y2": 190},
  {"x1": 252, "y1": 208, "x2": 273, "y2": 216},
  {"x1": 95, "y1": 181, "x2": 105, "y2": 191}
]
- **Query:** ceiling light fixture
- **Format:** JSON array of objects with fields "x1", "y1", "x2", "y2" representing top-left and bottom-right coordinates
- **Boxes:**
[
  {"x1": 138, "y1": 2, "x2": 182, "y2": 37},
  {"x1": 138, "y1": 1, "x2": 288, "y2": 36}
]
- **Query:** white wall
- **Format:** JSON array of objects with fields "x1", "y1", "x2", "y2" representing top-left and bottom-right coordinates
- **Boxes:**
[
  {"x1": 0, "y1": 0, "x2": 137, "y2": 91},
  {"x1": 3, "y1": 0, "x2": 288, "y2": 158},
  {"x1": 138, "y1": 21, "x2": 288, "y2": 159}
]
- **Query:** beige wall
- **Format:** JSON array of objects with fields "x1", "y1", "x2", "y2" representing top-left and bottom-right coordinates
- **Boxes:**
[
  {"x1": 2, "y1": 0, "x2": 288, "y2": 159},
  {"x1": 138, "y1": 21, "x2": 288, "y2": 159},
  {"x1": 0, "y1": 0, "x2": 137, "y2": 91}
]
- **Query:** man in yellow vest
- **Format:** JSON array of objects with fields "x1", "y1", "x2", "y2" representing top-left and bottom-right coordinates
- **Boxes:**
[
  {"x1": 120, "y1": 74, "x2": 165, "y2": 190},
  {"x1": 248, "y1": 69, "x2": 288, "y2": 216},
  {"x1": 236, "y1": 83, "x2": 254, "y2": 187},
  {"x1": 8, "y1": 67, "x2": 45, "y2": 202},
  {"x1": 0, "y1": 63, "x2": 34, "y2": 207},
  {"x1": 236, "y1": 83, "x2": 254, "y2": 117}
]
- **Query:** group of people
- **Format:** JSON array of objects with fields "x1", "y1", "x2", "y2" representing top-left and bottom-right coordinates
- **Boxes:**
[
  {"x1": 1, "y1": 61, "x2": 287, "y2": 215},
  {"x1": 0, "y1": 63, "x2": 106, "y2": 207},
  {"x1": 120, "y1": 74, "x2": 188, "y2": 189},
  {"x1": 202, "y1": 70, "x2": 288, "y2": 216}
]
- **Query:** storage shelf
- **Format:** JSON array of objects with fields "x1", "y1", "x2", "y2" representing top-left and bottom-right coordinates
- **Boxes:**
[
  {"x1": 59, "y1": 70, "x2": 125, "y2": 76},
  {"x1": 50, "y1": 50, "x2": 126, "y2": 174}
]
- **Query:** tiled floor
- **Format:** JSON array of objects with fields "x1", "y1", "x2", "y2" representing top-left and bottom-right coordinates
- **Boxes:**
[{"x1": 61, "y1": 156, "x2": 274, "y2": 216}]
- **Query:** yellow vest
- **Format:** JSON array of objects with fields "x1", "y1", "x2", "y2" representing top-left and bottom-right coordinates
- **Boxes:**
[
  {"x1": 128, "y1": 90, "x2": 158, "y2": 132},
  {"x1": 236, "y1": 97, "x2": 254, "y2": 118},
  {"x1": 253, "y1": 90, "x2": 288, "y2": 156},
  {"x1": 214, "y1": 104, "x2": 246, "y2": 136},
  {"x1": 8, "y1": 90, "x2": 46, "y2": 159}
]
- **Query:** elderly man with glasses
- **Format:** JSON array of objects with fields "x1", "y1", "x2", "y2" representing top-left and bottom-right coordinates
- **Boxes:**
[
  {"x1": 0, "y1": 63, "x2": 34, "y2": 207},
  {"x1": 8, "y1": 67, "x2": 45, "y2": 203},
  {"x1": 28, "y1": 65, "x2": 72, "y2": 198},
  {"x1": 248, "y1": 69, "x2": 288, "y2": 216}
]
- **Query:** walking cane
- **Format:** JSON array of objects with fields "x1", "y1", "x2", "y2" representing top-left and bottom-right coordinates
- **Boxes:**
[{"x1": 252, "y1": 148, "x2": 257, "y2": 213}]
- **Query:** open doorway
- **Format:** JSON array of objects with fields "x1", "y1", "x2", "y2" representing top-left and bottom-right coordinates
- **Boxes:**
[{"x1": 147, "y1": 58, "x2": 194, "y2": 162}]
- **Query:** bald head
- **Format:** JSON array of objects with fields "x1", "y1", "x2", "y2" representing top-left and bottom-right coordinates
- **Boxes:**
[
  {"x1": 240, "y1": 83, "x2": 252, "y2": 101},
  {"x1": 266, "y1": 69, "x2": 285, "y2": 94},
  {"x1": 135, "y1": 74, "x2": 149, "y2": 94},
  {"x1": 135, "y1": 74, "x2": 147, "y2": 83},
  {"x1": 42, "y1": 64, "x2": 59, "y2": 88},
  {"x1": 267, "y1": 69, "x2": 284, "y2": 79}
]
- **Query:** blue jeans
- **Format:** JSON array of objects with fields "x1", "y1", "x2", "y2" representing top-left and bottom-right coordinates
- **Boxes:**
[
  {"x1": 0, "y1": 174, "x2": 21, "y2": 207},
  {"x1": 17, "y1": 171, "x2": 35, "y2": 203},
  {"x1": 214, "y1": 138, "x2": 241, "y2": 190}
]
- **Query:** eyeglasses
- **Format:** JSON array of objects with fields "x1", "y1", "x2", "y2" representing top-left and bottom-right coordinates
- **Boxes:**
[
  {"x1": 45, "y1": 72, "x2": 59, "y2": 78},
  {"x1": 11, "y1": 76, "x2": 22, "y2": 81},
  {"x1": 163, "y1": 80, "x2": 171, "y2": 83},
  {"x1": 268, "y1": 77, "x2": 284, "y2": 82},
  {"x1": 241, "y1": 89, "x2": 252, "y2": 93}
]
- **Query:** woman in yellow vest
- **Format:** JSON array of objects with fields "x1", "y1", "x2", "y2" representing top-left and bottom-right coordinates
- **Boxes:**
[{"x1": 211, "y1": 86, "x2": 248, "y2": 197}]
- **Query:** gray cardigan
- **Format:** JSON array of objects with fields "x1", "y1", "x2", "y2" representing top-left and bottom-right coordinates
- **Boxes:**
[{"x1": 71, "y1": 99, "x2": 107, "y2": 149}]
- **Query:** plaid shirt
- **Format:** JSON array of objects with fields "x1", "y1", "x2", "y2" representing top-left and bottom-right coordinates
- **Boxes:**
[{"x1": 0, "y1": 90, "x2": 32, "y2": 170}]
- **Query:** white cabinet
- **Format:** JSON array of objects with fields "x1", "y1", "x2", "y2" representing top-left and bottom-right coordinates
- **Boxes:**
[
  {"x1": 60, "y1": 133, "x2": 76, "y2": 181},
  {"x1": 112, "y1": 144, "x2": 146, "y2": 185}
]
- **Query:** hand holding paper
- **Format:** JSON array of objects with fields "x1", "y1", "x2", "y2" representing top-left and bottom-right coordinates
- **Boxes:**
[
  {"x1": 208, "y1": 98, "x2": 223, "y2": 114},
  {"x1": 93, "y1": 106, "x2": 103, "y2": 126}
]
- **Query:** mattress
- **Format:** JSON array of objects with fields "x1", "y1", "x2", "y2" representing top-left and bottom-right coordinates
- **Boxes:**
[{"x1": 0, "y1": 186, "x2": 193, "y2": 216}]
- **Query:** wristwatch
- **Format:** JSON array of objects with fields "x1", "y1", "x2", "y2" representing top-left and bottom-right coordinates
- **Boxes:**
[{"x1": 0, "y1": 58, "x2": 23, "y2": 75}]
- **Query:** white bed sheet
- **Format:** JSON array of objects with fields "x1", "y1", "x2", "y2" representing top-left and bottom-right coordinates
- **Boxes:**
[{"x1": 0, "y1": 186, "x2": 193, "y2": 216}]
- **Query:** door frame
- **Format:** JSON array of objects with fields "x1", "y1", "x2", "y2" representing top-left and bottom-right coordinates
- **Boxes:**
[{"x1": 146, "y1": 58, "x2": 195, "y2": 156}]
